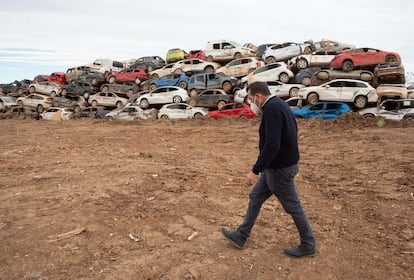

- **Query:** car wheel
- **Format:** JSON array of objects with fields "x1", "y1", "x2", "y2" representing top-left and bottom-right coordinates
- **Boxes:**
[
  {"x1": 193, "y1": 112, "x2": 203, "y2": 119},
  {"x1": 206, "y1": 55, "x2": 214, "y2": 62},
  {"x1": 354, "y1": 95, "x2": 367, "y2": 109},
  {"x1": 29, "y1": 86, "x2": 35, "y2": 93},
  {"x1": 403, "y1": 115, "x2": 414, "y2": 121},
  {"x1": 116, "y1": 101, "x2": 123, "y2": 108},
  {"x1": 107, "y1": 116, "x2": 114, "y2": 121},
  {"x1": 296, "y1": 58, "x2": 308, "y2": 69},
  {"x1": 234, "y1": 52, "x2": 242, "y2": 60},
  {"x1": 140, "y1": 98, "x2": 149, "y2": 109},
  {"x1": 172, "y1": 95, "x2": 182, "y2": 103},
  {"x1": 239, "y1": 115, "x2": 248, "y2": 120},
  {"x1": 188, "y1": 99, "x2": 197, "y2": 107},
  {"x1": 317, "y1": 71, "x2": 330, "y2": 80},
  {"x1": 84, "y1": 92, "x2": 90, "y2": 99},
  {"x1": 360, "y1": 72, "x2": 373, "y2": 82},
  {"x1": 248, "y1": 68, "x2": 255, "y2": 74},
  {"x1": 385, "y1": 55, "x2": 397, "y2": 64},
  {"x1": 74, "y1": 105, "x2": 81, "y2": 113},
  {"x1": 178, "y1": 81, "x2": 187, "y2": 89},
  {"x1": 18, "y1": 100, "x2": 24, "y2": 108},
  {"x1": 306, "y1": 92, "x2": 319, "y2": 104},
  {"x1": 150, "y1": 84, "x2": 157, "y2": 90},
  {"x1": 102, "y1": 86, "x2": 109, "y2": 93},
  {"x1": 279, "y1": 72, "x2": 290, "y2": 83},
  {"x1": 204, "y1": 66, "x2": 214, "y2": 73},
  {"x1": 363, "y1": 113, "x2": 375, "y2": 118},
  {"x1": 92, "y1": 78, "x2": 98, "y2": 85},
  {"x1": 341, "y1": 60, "x2": 354, "y2": 72},
  {"x1": 37, "y1": 104, "x2": 44, "y2": 113},
  {"x1": 301, "y1": 76, "x2": 311, "y2": 86},
  {"x1": 217, "y1": 100, "x2": 226, "y2": 109},
  {"x1": 151, "y1": 73, "x2": 159, "y2": 79},
  {"x1": 61, "y1": 89, "x2": 67, "y2": 96},
  {"x1": 174, "y1": 68, "x2": 183, "y2": 75},
  {"x1": 222, "y1": 81, "x2": 232, "y2": 92},
  {"x1": 190, "y1": 89, "x2": 198, "y2": 97},
  {"x1": 160, "y1": 114, "x2": 169, "y2": 120},
  {"x1": 109, "y1": 77, "x2": 116, "y2": 84},
  {"x1": 147, "y1": 66, "x2": 154, "y2": 72},
  {"x1": 289, "y1": 87, "x2": 299, "y2": 97},
  {"x1": 91, "y1": 100, "x2": 98, "y2": 107},
  {"x1": 50, "y1": 91, "x2": 57, "y2": 98},
  {"x1": 265, "y1": 57, "x2": 276, "y2": 64},
  {"x1": 135, "y1": 78, "x2": 141, "y2": 84}
]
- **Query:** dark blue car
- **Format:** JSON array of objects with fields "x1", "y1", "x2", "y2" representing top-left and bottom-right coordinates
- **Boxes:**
[
  {"x1": 292, "y1": 101, "x2": 351, "y2": 120},
  {"x1": 149, "y1": 73, "x2": 189, "y2": 91}
]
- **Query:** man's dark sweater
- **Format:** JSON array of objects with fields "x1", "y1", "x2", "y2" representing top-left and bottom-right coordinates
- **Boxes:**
[{"x1": 252, "y1": 96, "x2": 299, "y2": 175}]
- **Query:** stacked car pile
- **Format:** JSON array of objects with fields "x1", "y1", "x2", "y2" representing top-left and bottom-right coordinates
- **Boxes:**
[{"x1": 0, "y1": 38, "x2": 413, "y2": 121}]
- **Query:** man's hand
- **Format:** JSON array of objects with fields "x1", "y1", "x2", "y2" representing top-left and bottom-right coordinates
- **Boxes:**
[{"x1": 246, "y1": 171, "x2": 259, "y2": 186}]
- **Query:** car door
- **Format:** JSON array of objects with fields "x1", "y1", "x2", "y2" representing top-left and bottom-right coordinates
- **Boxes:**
[
  {"x1": 320, "y1": 80, "x2": 343, "y2": 101},
  {"x1": 323, "y1": 103, "x2": 342, "y2": 120},
  {"x1": 197, "y1": 90, "x2": 214, "y2": 106},
  {"x1": 226, "y1": 59, "x2": 241, "y2": 76},
  {"x1": 378, "y1": 100, "x2": 401, "y2": 120},
  {"x1": 150, "y1": 87, "x2": 169, "y2": 104},
  {"x1": 281, "y1": 43, "x2": 300, "y2": 60},
  {"x1": 340, "y1": 81, "x2": 365, "y2": 102},
  {"x1": 103, "y1": 92, "x2": 116, "y2": 106},
  {"x1": 206, "y1": 74, "x2": 221, "y2": 89},
  {"x1": 222, "y1": 42, "x2": 234, "y2": 60},
  {"x1": 305, "y1": 103, "x2": 324, "y2": 118},
  {"x1": 217, "y1": 103, "x2": 234, "y2": 118},
  {"x1": 267, "y1": 81, "x2": 283, "y2": 96}
]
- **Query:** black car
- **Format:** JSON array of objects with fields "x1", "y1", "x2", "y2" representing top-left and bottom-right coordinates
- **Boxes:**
[
  {"x1": 100, "y1": 83, "x2": 139, "y2": 98},
  {"x1": 61, "y1": 82, "x2": 99, "y2": 98},
  {"x1": 0, "y1": 79, "x2": 32, "y2": 96},
  {"x1": 130, "y1": 56, "x2": 166, "y2": 72},
  {"x1": 255, "y1": 44, "x2": 278, "y2": 61},
  {"x1": 294, "y1": 67, "x2": 321, "y2": 86},
  {"x1": 74, "y1": 72, "x2": 106, "y2": 87}
]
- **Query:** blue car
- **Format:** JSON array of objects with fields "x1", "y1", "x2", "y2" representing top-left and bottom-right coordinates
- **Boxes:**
[
  {"x1": 149, "y1": 73, "x2": 189, "y2": 90},
  {"x1": 292, "y1": 101, "x2": 351, "y2": 120}
]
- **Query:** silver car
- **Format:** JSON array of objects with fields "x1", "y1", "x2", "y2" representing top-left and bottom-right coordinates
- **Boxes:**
[
  {"x1": 158, "y1": 103, "x2": 208, "y2": 119},
  {"x1": 358, "y1": 99, "x2": 414, "y2": 121}
]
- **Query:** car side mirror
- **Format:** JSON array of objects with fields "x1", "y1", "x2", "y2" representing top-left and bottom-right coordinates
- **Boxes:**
[{"x1": 380, "y1": 106, "x2": 385, "y2": 110}]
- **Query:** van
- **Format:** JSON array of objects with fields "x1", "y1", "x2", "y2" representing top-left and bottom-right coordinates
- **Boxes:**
[
  {"x1": 204, "y1": 40, "x2": 256, "y2": 63},
  {"x1": 87, "y1": 59, "x2": 125, "y2": 75}
]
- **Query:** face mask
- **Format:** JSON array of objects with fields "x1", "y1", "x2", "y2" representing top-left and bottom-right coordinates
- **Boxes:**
[{"x1": 250, "y1": 95, "x2": 261, "y2": 115}]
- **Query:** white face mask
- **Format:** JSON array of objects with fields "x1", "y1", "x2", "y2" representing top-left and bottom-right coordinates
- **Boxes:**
[{"x1": 250, "y1": 95, "x2": 261, "y2": 115}]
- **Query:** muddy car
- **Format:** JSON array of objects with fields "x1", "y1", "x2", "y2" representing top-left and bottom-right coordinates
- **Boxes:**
[
  {"x1": 310, "y1": 69, "x2": 373, "y2": 86},
  {"x1": 376, "y1": 84, "x2": 408, "y2": 104},
  {"x1": 61, "y1": 82, "x2": 98, "y2": 99},
  {"x1": 373, "y1": 63, "x2": 405, "y2": 87},
  {"x1": 100, "y1": 83, "x2": 139, "y2": 98}
]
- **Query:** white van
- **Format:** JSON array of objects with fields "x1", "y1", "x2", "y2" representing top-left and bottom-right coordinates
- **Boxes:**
[
  {"x1": 204, "y1": 40, "x2": 256, "y2": 63},
  {"x1": 87, "y1": 58, "x2": 125, "y2": 74}
]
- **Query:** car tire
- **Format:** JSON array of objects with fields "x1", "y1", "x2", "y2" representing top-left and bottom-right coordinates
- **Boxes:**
[
  {"x1": 174, "y1": 68, "x2": 183, "y2": 75},
  {"x1": 289, "y1": 87, "x2": 299, "y2": 97},
  {"x1": 234, "y1": 52, "x2": 242, "y2": 60},
  {"x1": 190, "y1": 89, "x2": 198, "y2": 97},
  {"x1": 172, "y1": 95, "x2": 182, "y2": 103},
  {"x1": 102, "y1": 86, "x2": 109, "y2": 93},
  {"x1": 193, "y1": 112, "x2": 203, "y2": 119},
  {"x1": 403, "y1": 114, "x2": 414, "y2": 121},
  {"x1": 204, "y1": 66, "x2": 214, "y2": 73},
  {"x1": 206, "y1": 55, "x2": 214, "y2": 62},
  {"x1": 116, "y1": 101, "x2": 123, "y2": 108},
  {"x1": 61, "y1": 89, "x2": 67, "y2": 96},
  {"x1": 354, "y1": 95, "x2": 367, "y2": 109},
  {"x1": 222, "y1": 81, "x2": 232, "y2": 92},
  {"x1": 342, "y1": 60, "x2": 354, "y2": 72},
  {"x1": 296, "y1": 58, "x2": 308, "y2": 69},
  {"x1": 188, "y1": 99, "x2": 197, "y2": 107},
  {"x1": 301, "y1": 76, "x2": 311, "y2": 86},
  {"x1": 217, "y1": 100, "x2": 226, "y2": 109},
  {"x1": 18, "y1": 100, "x2": 24, "y2": 108},
  {"x1": 306, "y1": 92, "x2": 319, "y2": 104},
  {"x1": 360, "y1": 72, "x2": 373, "y2": 82},
  {"x1": 91, "y1": 100, "x2": 98, "y2": 107},
  {"x1": 239, "y1": 115, "x2": 248, "y2": 120},
  {"x1": 109, "y1": 77, "x2": 116, "y2": 84},
  {"x1": 127, "y1": 89, "x2": 134, "y2": 98},
  {"x1": 92, "y1": 78, "x2": 98, "y2": 85},
  {"x1": 317, "y1": 71, "x2": 330, "y2": 80},
  {"x1": 150, "y1": 84, "x2": 157, "y2": 90},
  {"x1": 265, "y1": 57, "x2": 276, "y2": 64},
  {"x1": 178, "y1": 81, "x2": 187, "y2": 89},
  {"x1": 139, "y1": 98, "x2": 149, "y2": 109},
  {"x1": 279, "y1": 72, "x2": 290, "y2": 83},
  {"x1": 363, "y1": 113, "x2": 375, "y2": 118},
  {"x1": 29, "y1": 86, "x2": 35, "y2": 93},
  {"x1": 151, "y1": 74, "x2": 159, "y2": 79},
  {"x1": 74, "y1": 105, "x2": 81, "y2": 113},
  {"x1": 37, "y1": 104, "x2": 44, "y2": 113},
  {"x1": 385, "y1": 55, "x2": 397, "y2": 64},
  {"x1": 160, "y1": 115, "x2": 169, "y2": 120},
  {"x1": 51, "y1": 91, "x2": 57, "y2": 98},
  {"x1": 107, "y1": 116, "x2": 114, "y2": 121}
]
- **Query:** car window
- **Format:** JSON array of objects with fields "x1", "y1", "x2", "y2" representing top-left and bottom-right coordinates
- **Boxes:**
[
  {"x1": 326, "y1": 103, "x2": 341, "y2": 110},
  {"x1": 401, "y1": 100, "x2": 414, "y2": 109},
  {"x1": 267, "y1": 81, "x2": 281, "y2": 86},
  {"x1": 353, "y1": 82, "x2": 368, "y2": 88},
  {"x1": 309, "y1": 104, "x2": 324, "y2": 111},
  {"x1": 328, "y1": 81, "x2": 344, "y2": 87},
  {"x1": 228, "y1": 60, "x2": 240, "y2": 67},
  {"x1": 213, "y1": 43, "x2": 220, "y2": 50},
  {"x1": 234, "y1": 103, "x2": 244, "y2": 109},
  {"x1": 254, "y1": 65, "x2": 269, "y2": 74},
  {"x1": 195, "y1": 76, "x2": 204, "y2": 82}
]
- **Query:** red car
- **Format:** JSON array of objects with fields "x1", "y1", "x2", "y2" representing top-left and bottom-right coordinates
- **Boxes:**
[
  {"x1": 106, "y1": 69, "x2": 148, "y2": 84},
  {"x1": 329, "y1": 48, "x2": 401, "y2": 72},
  {"x1": 206, "y1": 102, "x2": 256, "y2": 120},
  {"x1": 186, "y1": 50, "x2": 205, "y2": 60},
  {"x1": 48, "y1": 72, "x2": 67, "y2": 85}
]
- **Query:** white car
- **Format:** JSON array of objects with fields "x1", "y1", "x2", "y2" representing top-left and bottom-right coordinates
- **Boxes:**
[
  {"x1": 148, "y1": 63, "x2": 175, "y2": 79},
  {"x1": 285, "y1": 97, "x2": 305, "y2": 110},
  {"x1": 358, "y1": 99, "x2": 414, "y2": 121},
  {"x1": 16, "y1": 93, "x2": 53, "y2": 113},
  {"x1": 0, "y1": 96, "x2": 17, "y2": 112},
  {"x1": 170, "y1": 59, "x2": 220, "y2": 74},
  {"x1": 105, "y1": 105, "x2": 156, "y2": 121},
  {"x1": 288, "y1": 51, "x2": 338, "y2": 70},
  {"x1": 88, "y1": 92, "x2": 128, "y2": 108},
  {"x1": 313, "y1": 39, "x2": 355, "y2": 52},
  {"x1": 298, "y1": 79, "x2": 377, "y2": 109},
  {"x1": 28, "y1": 82, "x2": 61, "y2": 98},
  {"x1": 158, "y1": 103, "x2": 208, "y2": 119},
  {"x1": 216, "y1": 58, "x2": 265, "y2": 78},
  {"x1": 135, "y1": 86, "x2": 189, "y2": 109},
  {"x1": 262, "y1": 42, "x2": 314, "y2": 64},
  {"x1": 39, "y1": 107, "x2": 74, "y2": 120},
  {"x1": 233, "y1": 81, "x2": 305, "y2": 103},
  {"x1": 204, "y1": 40, "x2": 256, "y2": 63},
  {"x1": 241, "y1": 62, "x2": 294, "y2": 84}
]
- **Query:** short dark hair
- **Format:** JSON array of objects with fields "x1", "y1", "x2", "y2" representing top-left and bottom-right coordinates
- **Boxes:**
[{"x1": 246, "y1": 81, "x2": 271, "y2": 96}]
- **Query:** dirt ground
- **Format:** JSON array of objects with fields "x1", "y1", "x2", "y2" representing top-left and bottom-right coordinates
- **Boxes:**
[{"x1": 0, "y1": 115, "x2": 413, "y2": 280}]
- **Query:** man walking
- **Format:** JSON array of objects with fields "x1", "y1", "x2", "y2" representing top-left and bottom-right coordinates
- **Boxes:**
[{"x1": 221, "y1": 81, "x2": 316, "y2": 257}]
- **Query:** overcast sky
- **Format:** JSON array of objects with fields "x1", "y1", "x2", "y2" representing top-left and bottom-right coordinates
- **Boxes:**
[{"x1": 0, "y1": 0, "x2": 413, "y2": 83}]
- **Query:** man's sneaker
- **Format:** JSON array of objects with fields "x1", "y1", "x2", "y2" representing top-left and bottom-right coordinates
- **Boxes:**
[
  {"x1": 284, "y1": 246, "x2": 316, "y2": 257},
  {"x1": 220, "y1": 227, "x2": 246, "y2": 249}
]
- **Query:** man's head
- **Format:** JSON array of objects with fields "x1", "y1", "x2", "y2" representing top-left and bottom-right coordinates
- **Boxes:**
[{"x1": 246, "y1": 81, "x2": 270, "y2": 108}]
